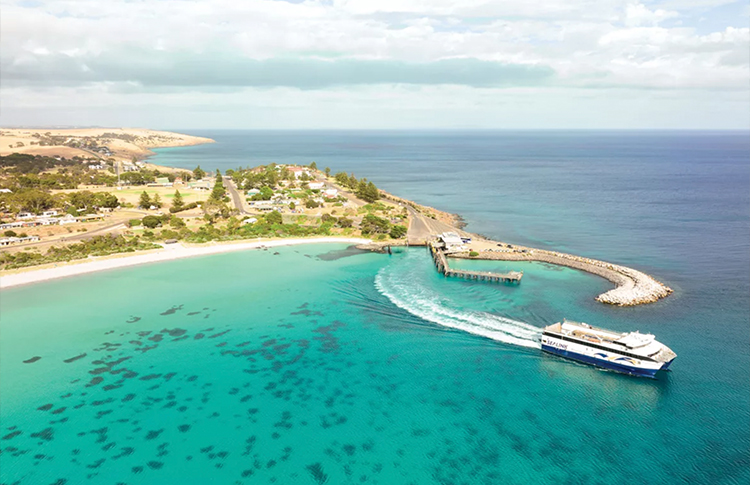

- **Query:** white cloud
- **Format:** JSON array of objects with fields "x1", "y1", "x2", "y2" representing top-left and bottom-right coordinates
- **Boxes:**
[{"x1": 0, "y1": 0, "x2": 748, "y2": 128}]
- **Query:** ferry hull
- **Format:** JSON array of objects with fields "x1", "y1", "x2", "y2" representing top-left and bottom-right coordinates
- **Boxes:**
[{"x1": 541, "y1": 344, "x2": 664, "y2": 378}]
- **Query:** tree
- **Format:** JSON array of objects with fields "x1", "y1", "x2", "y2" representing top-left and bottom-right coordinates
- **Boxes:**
[
  {"x1": 305, "y1": 199, "x2": 320, "y2": 209},
  {"x1": 142, "y1": 215, "x2": 161, "y2": 229},
  {"x1": 336, "y1": 217, "x2": 353, "y2": 228},
  {"x1": 389, "y1": 224, "x2": 407, "y2": 239},
  {"x1": 172, "y1": 190, "x2": 184, "y2": 211},
  {"x1": 364, "y1": 181, "x2": 380, "y2": 203},
  {"x1": 139, "y1": 191, "x2": 151, "y2": 209},
  {"x1": 309, "y1": 161, "x2": 317, "y2": 170},
  {"x1": 152, "y1": 193, "x2": 162, "y2": 208},
  {"x1": 356, "y1": 179, "x2": 368, "y2": 199},
  {"x1": 4, "y1": 230, "x2": 17, "y2": 237},
  {"x1": 94, "y1": 192, "x2": 119, "y2": 209},
  {"x1": 193, "y1": 165, "x2": 205, "y2": 179},
  {"x1": 335, "y1": 172, "x2": 349, "y2": 186},
  {"x1": 265, "y1": 210, "x2": 282, "y2": 225},
  {"x1": 14, "y1": 189, "x2": 54, "y2": 213},
  {"x1": 289, "y1": 201, "x2": 296, "y2": 210},
  {"x1": 360, "y1": 214, "x2": 390, "y2": 235},
  {"x1": 324, "y1": 167, "x2": 331, "y2": 177},
  {"x1": 69, "y1": 190, "x2": 96, "y2": 210}
]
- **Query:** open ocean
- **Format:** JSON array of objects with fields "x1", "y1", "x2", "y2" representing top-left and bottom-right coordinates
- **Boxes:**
[{"x1": 1, "y1": 131, "x2": 748, "y2": 484}]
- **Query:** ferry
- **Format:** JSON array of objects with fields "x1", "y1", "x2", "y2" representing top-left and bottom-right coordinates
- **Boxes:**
[{"x1": 541, "y1": 320, "x2": 676, "y2": 378}]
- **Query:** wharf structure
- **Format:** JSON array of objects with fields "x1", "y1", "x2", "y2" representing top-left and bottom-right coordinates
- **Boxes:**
[{"x1": 429, "y1": 233, "x2": 522, "y2": 284}]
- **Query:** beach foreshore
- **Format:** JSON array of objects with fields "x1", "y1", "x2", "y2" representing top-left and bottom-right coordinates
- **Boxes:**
[{"x1": 0, "y1": 237, "x2": 370, "y2": 289}]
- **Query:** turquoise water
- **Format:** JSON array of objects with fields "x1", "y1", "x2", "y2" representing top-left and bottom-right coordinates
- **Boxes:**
[{"x1": 2, "y1": 131, "x2": 749, "y2": 483}]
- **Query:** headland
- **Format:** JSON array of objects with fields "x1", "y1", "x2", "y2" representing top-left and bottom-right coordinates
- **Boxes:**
[{"x1": 0, "y1": 130, "x2": 673, "y2": 306}]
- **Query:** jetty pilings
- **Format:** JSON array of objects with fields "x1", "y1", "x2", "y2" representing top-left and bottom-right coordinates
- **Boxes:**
[{"x1": 429, "y1": 242, "x2": 522, "y2": 284}]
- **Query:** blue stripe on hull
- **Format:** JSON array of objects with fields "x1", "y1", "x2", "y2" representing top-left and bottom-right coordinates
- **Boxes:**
[{"x1": 542, "y1": 344, "x2": 662, "y2": 378}]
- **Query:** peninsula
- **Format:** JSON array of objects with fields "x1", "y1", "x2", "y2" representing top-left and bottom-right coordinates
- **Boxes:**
[{"x1": 0, "y1": 128, "x2": 673, "y2": 306}]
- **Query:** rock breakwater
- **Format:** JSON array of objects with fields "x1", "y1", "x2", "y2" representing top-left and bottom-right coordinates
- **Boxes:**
[{"x1": 453, "y1": 246, "x2": 673, "y2": 306}]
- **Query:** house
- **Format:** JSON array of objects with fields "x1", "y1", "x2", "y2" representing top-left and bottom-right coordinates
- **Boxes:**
[
  {"x1": 250, "y1": 200, "x2": 274, "y2": 207},
  {"x1": 308, "y1": 182, "x2": 325, "y2": 190},
  {"x1": 16, "y1": 212, "x2": 34, "y2": 220},
  {"x1": 122, "y1": 162, "x2": 139, "y2": 172},
  {"x1": 246, "y1": 188, "x2": 261, "y2": 196},
  {"x1": 0, "y1": 221, "x2": 25, "y2": 230},
  {"x1": 36, "y1": 218, "x2": 59, "y2": 226},
  {"x1": 77, "y1": 214, "x2": 104, "y2": 222},
  {"x1": 188, "y1": 180, "x2": 211, "y2": 191},
  {"x1": 323, "y1": 188, "x2": 338, "y2": 199},
  {"x1": 59, "y1": 214, "x2": 78, "y2": 225},
  {"x1": 242, "y1": 217, "x2": 258, "y2": 225},
  {"x1": 155, "y1": 177, "x2": 172, "y2": 187},
  {"x1": 88, "y1": 163, "x2": 105, "y2": 170},
  {"x1": 0, "y1": 235, "x2": 40, "y2": 246},
  {"x1": 42, "y1": 210, "x2": 58, "y2": 217}
]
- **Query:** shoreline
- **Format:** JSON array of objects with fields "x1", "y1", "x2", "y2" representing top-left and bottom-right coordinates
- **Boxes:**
[{"x1": 0, "y1": 237, "x2": 370, "y2": 289}]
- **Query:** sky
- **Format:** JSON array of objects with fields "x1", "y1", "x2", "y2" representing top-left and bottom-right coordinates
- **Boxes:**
[{"x1": 1, "y1": 0, "x2": 749, "y2": 129}]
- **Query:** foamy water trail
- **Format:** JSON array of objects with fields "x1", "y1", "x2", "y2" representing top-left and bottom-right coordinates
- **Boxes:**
[{"x1": 375, "y1": 261, "x2": 541, "y2": 349}]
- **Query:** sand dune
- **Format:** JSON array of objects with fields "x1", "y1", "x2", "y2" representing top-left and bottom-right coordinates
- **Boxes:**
[{"x1": 0, "y1": 128, "x2": 214, "y2": 159}]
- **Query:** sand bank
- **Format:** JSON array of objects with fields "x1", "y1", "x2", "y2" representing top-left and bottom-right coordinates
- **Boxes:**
[{"x1": 0, "y1": 237, "x2": 370, "y2": 289}]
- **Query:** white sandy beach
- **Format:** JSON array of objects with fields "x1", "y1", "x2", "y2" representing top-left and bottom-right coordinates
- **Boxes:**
[{"x1": 0, "y1": 237, "x2": 371, "y2": 289}]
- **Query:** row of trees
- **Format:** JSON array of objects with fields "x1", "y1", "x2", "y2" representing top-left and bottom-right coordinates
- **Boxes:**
[
  {"x1": 334, "y1": 171, "x2": 380, "y2": 203},
  {"x1": 0, "y1": 188, "x2": 120, "y2": 214}
]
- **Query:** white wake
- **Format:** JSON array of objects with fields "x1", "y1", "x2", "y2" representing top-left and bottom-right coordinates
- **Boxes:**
[{"x1": 375, "y1": 262, "x2": 541, "y2": 349}]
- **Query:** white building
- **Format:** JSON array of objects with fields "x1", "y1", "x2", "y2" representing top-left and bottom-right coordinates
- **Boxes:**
[
  {"x1": 0, "y1": 235, "x2": 40, "y2": 246},
  {"x1": 308, "y1": 182, "x2": 325, "y2": 190},
  {"x1": 439, "y1": 232, "x2": 465, "y2": 251},
  {"x1": 323, "y1": 188, "x2": 338, "y2": 199}
]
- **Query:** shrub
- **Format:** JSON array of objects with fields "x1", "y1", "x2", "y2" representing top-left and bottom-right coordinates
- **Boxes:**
[
  {"x1": 4, "y1": 230, "x2": 17, "y2": 237},
  {"x1": 169, "y1": 215, "x2": 186, "y2": 228},
  {"x1": 142, "y1": 215, "x2": 162, "y2": 229},
  {"x1": 170, "y1": 201, "x2": 198, "y2": 213},
  {"x1": 265, "y1": 211, "x2": 282, "y2": 225},
  {"x1": 469, "y1": 251, "x2": 479, "y2": 257},
  {"x1": 128, "y1": 219, "x2": 142, "y2": 227}
]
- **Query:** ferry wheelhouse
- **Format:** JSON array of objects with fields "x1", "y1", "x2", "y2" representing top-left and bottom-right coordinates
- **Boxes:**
[{"x1": 541, "y1": 320, "x2": 676, "y2": 378}]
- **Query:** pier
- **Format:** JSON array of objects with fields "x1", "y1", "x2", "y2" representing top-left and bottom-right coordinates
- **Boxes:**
[{"x1": 429, "y1": 242, "x2": 522, "y2": 284}]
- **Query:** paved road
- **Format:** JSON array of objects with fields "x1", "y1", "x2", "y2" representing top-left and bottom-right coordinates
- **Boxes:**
[
  {"x1": 406, "y1": 205, "x2": 470, "y2": 245},
  {"x1": 225, "y1": 178, "x2": 251, "y2": 215}
]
